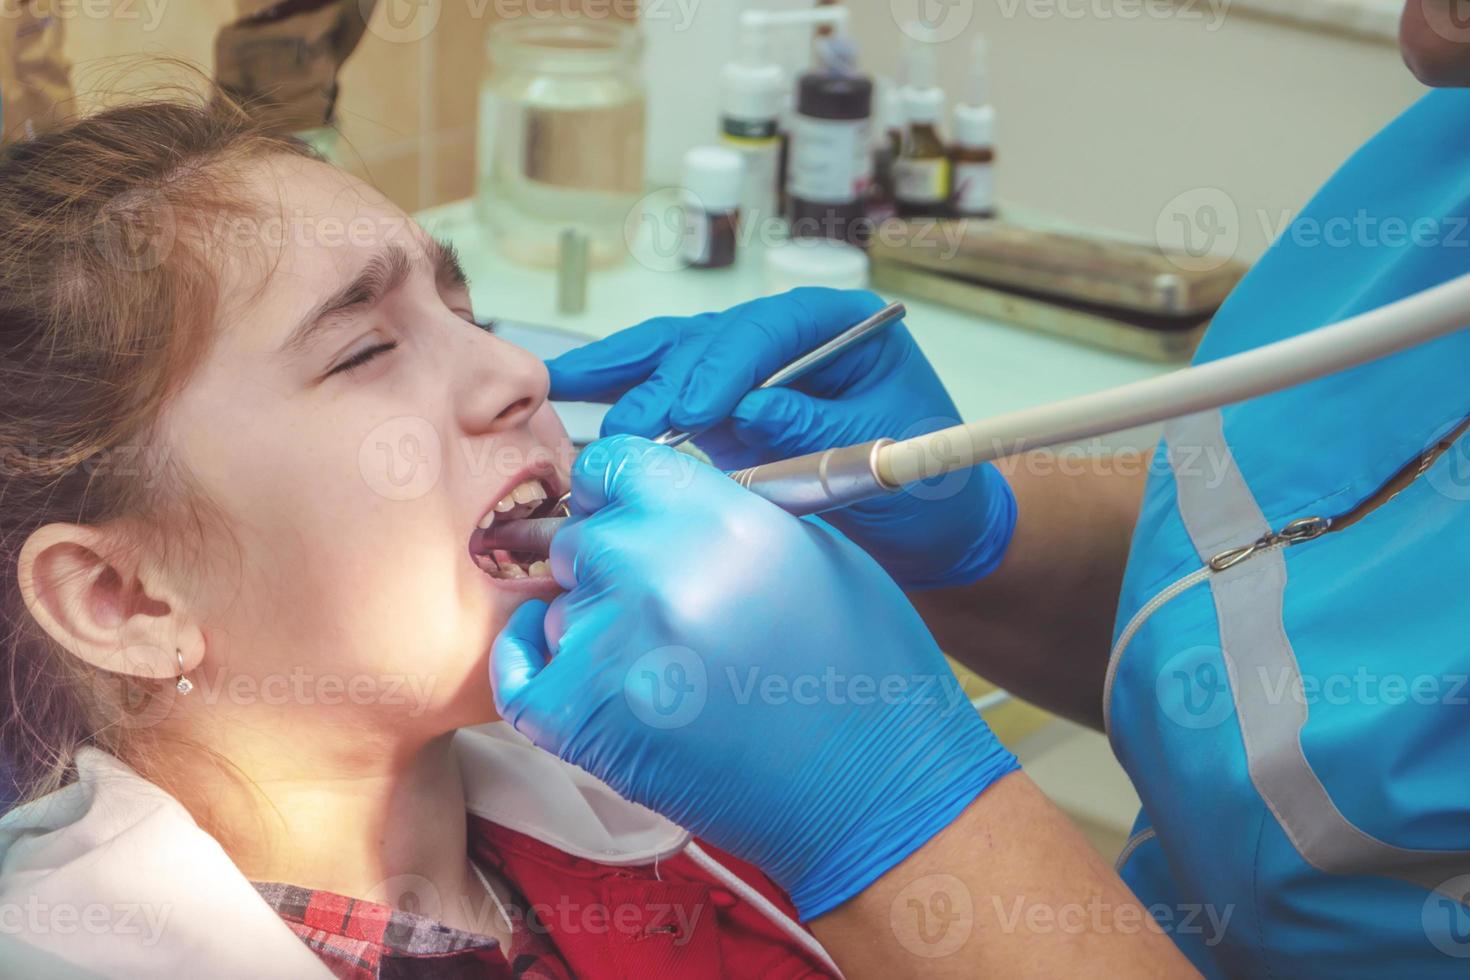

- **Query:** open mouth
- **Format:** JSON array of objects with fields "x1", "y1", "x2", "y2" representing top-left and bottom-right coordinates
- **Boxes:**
[{"x1": 468, "y1": 474, "x2": 561, "y2": 581}]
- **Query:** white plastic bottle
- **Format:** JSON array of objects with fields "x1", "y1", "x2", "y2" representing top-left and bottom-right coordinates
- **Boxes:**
[
  {"x1": 951, "y1": 36, "x2": 998, "y2": 219},
  {"x1": 720, "y1": 23, "x2": 785, "y2": 238}
]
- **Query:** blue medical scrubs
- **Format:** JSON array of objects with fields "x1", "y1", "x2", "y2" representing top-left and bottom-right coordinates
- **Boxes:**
[{"x1": 1108, "y1": 88, "x2": 1470, "y2": 975}]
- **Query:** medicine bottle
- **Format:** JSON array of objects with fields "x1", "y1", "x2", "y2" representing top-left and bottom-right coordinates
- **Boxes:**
[
  {"x1": 786, "y1": 39, "x2": 874, "y2": 247},
  {"x1": 951, "y1": 37, "x2": 998, "y2": 219},
  {"x1": 894, "y1": 86, "x2": 951, "y2": 219},
  {"x1": 681, "y1": 146, "x2": 744, "y2": 270}
]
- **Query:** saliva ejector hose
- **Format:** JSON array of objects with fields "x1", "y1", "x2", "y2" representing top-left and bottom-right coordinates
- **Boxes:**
[{"x1": 479, "y1": 271, "x2": 1470, "y2": 559}]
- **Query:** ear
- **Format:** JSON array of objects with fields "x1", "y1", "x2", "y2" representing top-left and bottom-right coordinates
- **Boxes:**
[{"x1": 15, "y1": 523, "x2": 204, "y2": 681}]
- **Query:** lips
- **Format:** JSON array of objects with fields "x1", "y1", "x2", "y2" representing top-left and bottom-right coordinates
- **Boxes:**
[{"x1": 468, "y1": 465, "x2": 564, "y2": 582}]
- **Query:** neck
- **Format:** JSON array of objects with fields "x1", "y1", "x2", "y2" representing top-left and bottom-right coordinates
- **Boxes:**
[{"x1": 162, "y1": 726, "x2": 476, "y2": 914}]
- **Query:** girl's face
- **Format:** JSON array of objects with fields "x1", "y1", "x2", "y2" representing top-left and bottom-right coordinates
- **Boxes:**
[{"x1": 160, "y1": 154, "x2": 570, "y2": 740}]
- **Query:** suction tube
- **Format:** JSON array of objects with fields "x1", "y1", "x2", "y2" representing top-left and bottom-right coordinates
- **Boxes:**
[{"x1": 733, "y1": 269, "x2": 1470, "y2": 515}]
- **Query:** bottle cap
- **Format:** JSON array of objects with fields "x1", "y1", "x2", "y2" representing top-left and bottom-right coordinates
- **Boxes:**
[
  {"x1": 902, "y1": 85, "x2": 945, "y2": 126},
  {"x1": 764, "y1": 239, "x2": 870, "y2": 293},
  {"x1": 723, "y1": 61, "x2": 785, "y2": 124},
  {"x1": 723, "y1": 25, "x2": 785, "y2": 124},
  {"x1": 954, "y1": 102, "x2": 995, "y2": 147},
  {"x1": 682, "y1": 146, "x2": 745, "y2": 214},
  {"x1": 797, "y1": 71, "x2": 873, "y2": 121}
]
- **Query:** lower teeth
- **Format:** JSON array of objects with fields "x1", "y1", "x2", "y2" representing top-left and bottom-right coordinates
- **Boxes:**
[{"x1": 479, "y1": 557, "x2": 552, "y2": 580}]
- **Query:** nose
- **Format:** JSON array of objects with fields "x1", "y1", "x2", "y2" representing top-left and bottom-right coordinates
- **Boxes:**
[{"x1": 454, "y1": 330, "x2": 551, "y2": 437}]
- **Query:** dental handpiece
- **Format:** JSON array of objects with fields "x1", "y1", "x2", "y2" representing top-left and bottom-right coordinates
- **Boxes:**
[{"x1": 479, "y1": 267, "x2": 1470, "y2": 559}]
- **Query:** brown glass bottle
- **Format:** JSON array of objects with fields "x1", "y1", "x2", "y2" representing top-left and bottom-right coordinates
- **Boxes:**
[{"x1": 894, "y1": 116, "x2": 952, "y2": 219}]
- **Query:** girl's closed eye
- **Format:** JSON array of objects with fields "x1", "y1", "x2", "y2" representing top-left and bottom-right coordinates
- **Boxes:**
[{"x1": 329, "y1": 341, "x2": 398, "y2": 377}]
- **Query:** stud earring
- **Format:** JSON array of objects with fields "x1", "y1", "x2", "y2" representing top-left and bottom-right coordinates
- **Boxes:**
[{"x1": 175, "y1": 648, "x2": 193, "y2": 695}]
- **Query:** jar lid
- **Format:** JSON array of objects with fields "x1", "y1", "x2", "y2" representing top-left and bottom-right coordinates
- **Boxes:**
[
  {"x1": 764, "y1": 239, "x2": 871, "y2": 293},
  {"x1": 682, "y1": 146, "x2": 745, "y2": 214}
]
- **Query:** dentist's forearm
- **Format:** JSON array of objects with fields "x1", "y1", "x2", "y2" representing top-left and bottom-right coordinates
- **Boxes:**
[
  {"x1": 810, "y1": 772, "x2": 1198, "y2": 978},
  {"x1": 909, "y1": 452, "x2": 1148, "y2": 730}
]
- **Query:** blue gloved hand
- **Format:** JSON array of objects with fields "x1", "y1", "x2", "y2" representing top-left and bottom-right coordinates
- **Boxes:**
[
  {"x1": 546, "y1": 287, "x2": 1018, "y2": 590},
  {"x1": 490, "y1": 435, "x2": 1020, "y2": 920}
]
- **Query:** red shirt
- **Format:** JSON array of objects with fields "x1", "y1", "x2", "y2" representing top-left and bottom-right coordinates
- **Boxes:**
[{"x1": 256, "y1": 815, "x2": 835, "y2": 979}]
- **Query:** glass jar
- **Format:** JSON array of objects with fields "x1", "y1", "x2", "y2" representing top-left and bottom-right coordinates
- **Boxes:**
[{"x1": 476, "y1": 19, "x2": 646, "y2": 268}]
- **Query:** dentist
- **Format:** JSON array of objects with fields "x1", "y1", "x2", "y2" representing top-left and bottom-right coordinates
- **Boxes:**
[{"x1": 491, "y1": 4, "x2": 1470, "y2": 976}]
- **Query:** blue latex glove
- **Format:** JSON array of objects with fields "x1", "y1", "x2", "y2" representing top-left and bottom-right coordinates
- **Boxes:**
[
  {"x1": 546, "y1": 287, "x2": 1017, "y2": 591},
  {"x1": 491, "y1": 435, "x2": 1020, "y2": 920}
]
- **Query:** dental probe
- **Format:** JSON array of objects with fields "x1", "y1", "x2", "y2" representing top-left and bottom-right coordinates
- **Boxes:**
[
  {"x1": 652, "y1": 301, "x2": 908, "y2": 449},
  {"x1": 479, "y1": 268, "x2": 1470, "y2": 559}
]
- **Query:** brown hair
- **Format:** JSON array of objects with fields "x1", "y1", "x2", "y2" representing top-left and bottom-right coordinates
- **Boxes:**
[{"x1": 0, "y1": 93, "x2": 317, "y2": 804}]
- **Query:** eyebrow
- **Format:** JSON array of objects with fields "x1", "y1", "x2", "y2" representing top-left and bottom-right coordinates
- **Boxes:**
[{"x1": 275, "y1": 235, "x2": 472, "y2": 358}]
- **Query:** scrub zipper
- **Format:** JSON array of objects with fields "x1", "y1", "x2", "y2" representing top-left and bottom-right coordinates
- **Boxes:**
[{"x1": 1104, "y1": 415, "x2": 1470, "y2": 733}]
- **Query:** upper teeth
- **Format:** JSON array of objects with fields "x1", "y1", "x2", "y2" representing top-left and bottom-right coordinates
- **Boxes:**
[{"x1": 479, "y1": 478, "x2": 548, "y2": 529}]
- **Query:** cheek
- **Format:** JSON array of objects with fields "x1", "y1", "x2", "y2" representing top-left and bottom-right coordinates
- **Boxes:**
[{"x1": 530, "y1": 405, "x2": 575, "y2": 474}]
